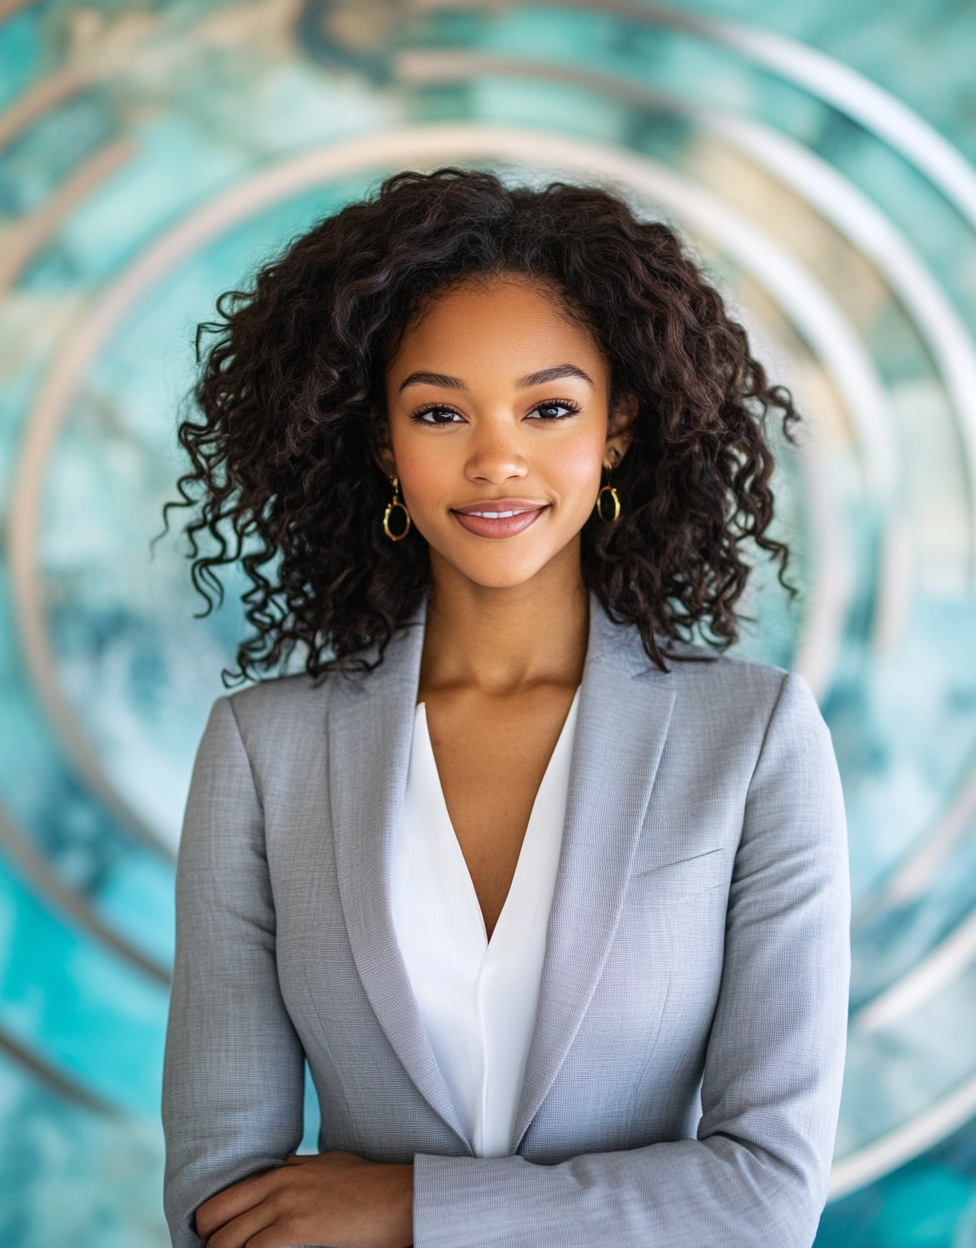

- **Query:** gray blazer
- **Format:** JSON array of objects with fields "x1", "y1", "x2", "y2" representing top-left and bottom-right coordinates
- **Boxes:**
[{"x1": 162, "y1": 603, "x2": 850, "y2": 1248}]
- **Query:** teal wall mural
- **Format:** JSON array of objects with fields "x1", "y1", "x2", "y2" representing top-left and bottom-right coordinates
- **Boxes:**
[{"x1": 2, "y1": 0, "x2": 976, "y2": 1243}]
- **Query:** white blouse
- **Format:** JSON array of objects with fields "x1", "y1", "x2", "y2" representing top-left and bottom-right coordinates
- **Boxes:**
[{"x1": 390, "y1": 690, "x2": 580, "y2": 1157}]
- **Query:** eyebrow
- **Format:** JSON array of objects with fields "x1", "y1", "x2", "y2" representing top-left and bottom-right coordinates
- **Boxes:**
[
  {"x1": 398, "y1": 363, "x2": 594, "y2": 393},
  {"x1": 398, "y1": 371, "x2": 468, "y2": 392},
  {"x1": 516, "y1": 364, "x2": 594, "y2": 388}
]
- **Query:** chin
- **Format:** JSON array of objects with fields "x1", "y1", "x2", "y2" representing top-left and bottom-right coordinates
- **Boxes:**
[{"x1": 454, "y1": 558, "x2": 552, "y2": 590}]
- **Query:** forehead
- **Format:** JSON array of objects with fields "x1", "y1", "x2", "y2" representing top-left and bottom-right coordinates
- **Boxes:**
[{"x1": 389, "y1": 276, "x2": 607, "y2": 380}]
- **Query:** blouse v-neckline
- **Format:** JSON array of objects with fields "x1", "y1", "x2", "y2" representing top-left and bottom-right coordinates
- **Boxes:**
[{"x1": 390, "y1": 689, "x2": 580, "y2": 1157}]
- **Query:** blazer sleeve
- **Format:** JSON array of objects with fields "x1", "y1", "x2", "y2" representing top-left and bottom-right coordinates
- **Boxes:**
[
  {"x1": 413, "y1": 671, "x2": 851, "y2": 1248},
  {"x1": 162, "y1": 696, "x2": 306, "y2": 1248}
]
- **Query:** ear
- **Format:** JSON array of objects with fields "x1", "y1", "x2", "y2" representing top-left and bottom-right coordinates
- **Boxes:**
[
  {"x1": 605, "y1": 393, "x2": 637, "y2": 468},
  {"x1": 373, "y1": 426, "x2": 397, "y2": 482}
]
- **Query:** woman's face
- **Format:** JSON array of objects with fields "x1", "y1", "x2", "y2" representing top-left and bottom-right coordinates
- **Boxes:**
[{"x1": 384, "y1": 276, "x2": 631, "y2": 591}]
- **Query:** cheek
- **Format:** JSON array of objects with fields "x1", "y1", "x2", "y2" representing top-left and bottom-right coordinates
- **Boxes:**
[
  {"x1": 546, "y1": 428, "x2": 606, "y2": 500},
  {"x1": 390, "y1": 434, "x2": 456, "y2": 510}
]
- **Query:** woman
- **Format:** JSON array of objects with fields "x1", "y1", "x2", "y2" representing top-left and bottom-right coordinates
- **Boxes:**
[{"x1": 162, "y1": 169, "x2": 850, "y2": 1248}]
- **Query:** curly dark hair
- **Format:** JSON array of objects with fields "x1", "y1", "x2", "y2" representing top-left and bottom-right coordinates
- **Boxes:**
[{"x1": 169, "y1": 167, "x2": 797, "y2": 679}]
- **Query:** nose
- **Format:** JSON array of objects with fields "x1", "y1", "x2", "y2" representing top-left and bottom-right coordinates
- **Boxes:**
[{"x1": 464, "y1": 415, "x2": 528, "y2": 485}]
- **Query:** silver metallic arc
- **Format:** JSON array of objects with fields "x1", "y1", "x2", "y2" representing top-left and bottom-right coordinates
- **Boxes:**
[
  {"x1": 883, "y1": 756, "x2": 976, "y2": 906},
  {"x1": 0, "y1": 803, "x2": 171, "y2": 986},
  {"x1": 711, "y1": 112, "x2": 976, "y2": 569},
  {"x1": 830, "y1": 1072, "x2": 976, "y2": 1199},
  {"x1": 851, "y1": 905, "x2": 976, "y2": 1037},
  {"x1": 412, "y1": 0, "x2": 976, "y2": 232},
  {"x1": 0, "y1": 1023, "x2": 118, "y2": 1116}
]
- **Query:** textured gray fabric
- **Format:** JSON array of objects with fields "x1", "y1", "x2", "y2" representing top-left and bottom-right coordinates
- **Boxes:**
[{"x1": 162, "y1": 602, "x2": 850, "y2": 1248}]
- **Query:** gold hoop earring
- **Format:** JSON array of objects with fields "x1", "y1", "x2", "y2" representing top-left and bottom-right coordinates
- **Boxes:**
[
  {"x1": 383, "y1": 476, "x2": 411, "y2": 541},
  {"x1": 594, "y1": 471, "x2": 621, "y2": 523}
]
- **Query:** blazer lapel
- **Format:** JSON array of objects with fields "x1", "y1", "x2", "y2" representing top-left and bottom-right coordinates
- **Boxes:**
[
  {"x1": 512, "y1": 605, "x2": 676, "y2": 1148},
  {"x1": 327, "y1": 616, "x2": 471, "y2": 1148}
]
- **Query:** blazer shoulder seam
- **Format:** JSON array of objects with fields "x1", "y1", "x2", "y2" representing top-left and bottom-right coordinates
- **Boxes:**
[
  {"x1": 747, "y1": 668, "x2": 797, "y2": 790},
  {"x1": 225, "y1": 695, "x2": 266, "y2": 813}
]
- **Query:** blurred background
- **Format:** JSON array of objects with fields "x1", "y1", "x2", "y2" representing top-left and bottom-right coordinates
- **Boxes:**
[{"x1": 2, "y1": 0, "x2": 976, "y2": 1243}]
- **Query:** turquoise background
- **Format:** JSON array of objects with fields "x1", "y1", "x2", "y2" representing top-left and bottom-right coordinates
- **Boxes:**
[{"x1": 2, "y1": 0, "x2": 976, "y2": 1242}]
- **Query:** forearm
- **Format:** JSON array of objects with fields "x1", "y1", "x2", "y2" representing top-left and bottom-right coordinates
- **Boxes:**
[{"x1": 414, "y1": 1135, "x2": 821, "y2": 1248}]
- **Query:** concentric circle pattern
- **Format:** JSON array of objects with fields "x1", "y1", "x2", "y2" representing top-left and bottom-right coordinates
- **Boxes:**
[{"x1": 2, "y1": 1, "x2": 976, "y2": 1242}]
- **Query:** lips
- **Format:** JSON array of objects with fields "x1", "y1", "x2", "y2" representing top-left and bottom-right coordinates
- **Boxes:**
[{"x1": 452, "y1": 499, "x2": 548, "y2": 538}]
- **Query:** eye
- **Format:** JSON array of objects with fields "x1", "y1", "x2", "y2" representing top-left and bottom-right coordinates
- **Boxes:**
[
  {"x1": 526, "y1": 399, "x2": 580, "y2": 421},
  {"x1": 412, "y1": 404, "x2": 466, "y2": 425}
]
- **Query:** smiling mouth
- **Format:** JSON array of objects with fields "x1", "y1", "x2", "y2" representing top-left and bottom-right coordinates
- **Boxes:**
[{"x1": 451, "y1": 501, "x2": 548, "y2": 538}]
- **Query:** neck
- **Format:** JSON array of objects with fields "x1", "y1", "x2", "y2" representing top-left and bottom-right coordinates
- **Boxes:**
[{"x1": 419, "y1": 539, "x2": 589, "y2": 697}]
